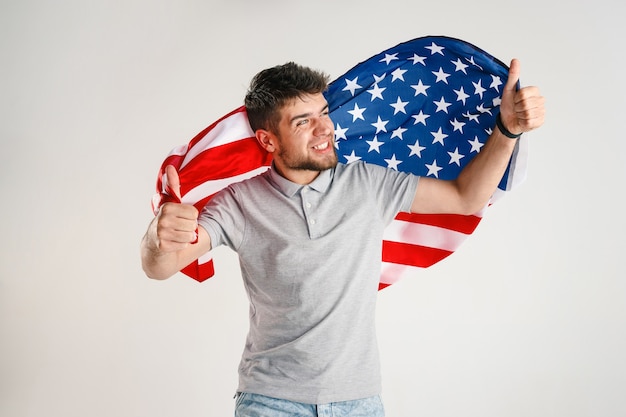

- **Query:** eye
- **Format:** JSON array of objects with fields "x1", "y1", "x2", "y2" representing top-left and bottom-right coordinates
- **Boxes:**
[{"x1": 296, "y1": 119, "x2": 308, "y2": 126}]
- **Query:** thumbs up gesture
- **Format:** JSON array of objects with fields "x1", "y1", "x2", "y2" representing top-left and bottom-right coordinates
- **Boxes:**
[
  {"x1": 498, "y1": 59, "x2": 545, "y2": 137},
  {"x1": 153, "y1": 165, "x2": 199, "y2": 252},
  {"x1": 163, "y1": 164, "x2": 183, "y2": 203}
]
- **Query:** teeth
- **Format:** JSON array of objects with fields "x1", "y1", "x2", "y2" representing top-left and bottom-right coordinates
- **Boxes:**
[{"x1": 313, "y1": 142, "x2": 329, "y2": 150}]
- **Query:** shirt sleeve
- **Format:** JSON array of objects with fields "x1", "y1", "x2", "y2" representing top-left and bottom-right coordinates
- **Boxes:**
[
  {"x1": 197, "y1": 185, "x2": 246, "y2": 251},
  {"x1": 356, "y1": 162, "x2": 420, "y2": 225}
]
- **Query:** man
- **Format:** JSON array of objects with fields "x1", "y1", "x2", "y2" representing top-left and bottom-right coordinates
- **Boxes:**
[{"x1": 141, "y1": 61, "x2": 545, "y2": 416}]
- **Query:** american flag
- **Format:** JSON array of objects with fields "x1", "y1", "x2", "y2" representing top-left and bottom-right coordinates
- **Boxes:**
[{"x1": 152, "y1": 36, "x2": 527, "y2": 289}]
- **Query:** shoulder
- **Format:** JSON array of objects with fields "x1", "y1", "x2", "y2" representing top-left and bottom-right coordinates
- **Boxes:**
[
  {"x1": 335, "y1": 161, "x2": 415, "y2": 182},
  {"x1": 335, "y1": 161, "x2": 386, "y2": 177},
  {"x1": 207, "y1": 169, "x2": 272, "y2": 206},
  {"x1": 223, "y1": 168, "x2": 272, "y2": 192}
]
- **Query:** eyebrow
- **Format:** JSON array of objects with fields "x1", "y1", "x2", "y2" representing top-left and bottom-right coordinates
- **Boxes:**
[{"x1": 289, "y1": 104, "x2": 329, "y2": 125}]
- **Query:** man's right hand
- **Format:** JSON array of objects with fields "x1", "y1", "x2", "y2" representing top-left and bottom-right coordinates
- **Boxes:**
[
  {"x1": 153, "y1": 165, "x2": 199, "y2": 252},
  {"x1": 141, "y1": 165, "x2": 210, "y2": 280}
]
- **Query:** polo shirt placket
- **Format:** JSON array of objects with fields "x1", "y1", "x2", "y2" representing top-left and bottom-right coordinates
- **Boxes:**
[{"x1": 300, "y1": 186, "x2": 321, "y2": 239}]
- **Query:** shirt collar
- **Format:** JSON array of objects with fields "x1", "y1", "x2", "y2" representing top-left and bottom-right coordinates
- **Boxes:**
[{"x1": 267, "y1": 163, "x2": 334, "y2": 197}]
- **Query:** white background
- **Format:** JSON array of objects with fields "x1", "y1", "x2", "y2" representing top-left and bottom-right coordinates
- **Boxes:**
[{"x1": 1, "y1": 1, "x2": 624, "y2": 416}]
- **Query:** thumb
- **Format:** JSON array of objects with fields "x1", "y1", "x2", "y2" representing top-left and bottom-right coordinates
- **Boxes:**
[
  {"x1": 502, "y1": 58, "x2": 520, "y2": 99},
  {"x1": 499, "y1": 59, "x2": 522, "y2": 134},
  {"x1": 163, "y1": 164, "x2": 182, "y2": 201}
]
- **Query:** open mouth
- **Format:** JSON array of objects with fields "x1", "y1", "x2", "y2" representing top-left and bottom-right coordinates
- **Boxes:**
[{"x1": 312, "y1": 141, "x2": 329, "y2": 151}]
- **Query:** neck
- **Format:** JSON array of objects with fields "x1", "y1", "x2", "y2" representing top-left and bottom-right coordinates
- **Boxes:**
[{"x1": 273, "y1": 162, "x2": 321, "y2": 185}]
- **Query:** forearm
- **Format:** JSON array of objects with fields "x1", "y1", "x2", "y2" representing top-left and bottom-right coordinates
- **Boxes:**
[
  {"x1": 453, "y1": 128, "x2": 518, "y2": 213},
  {"x1": 452, "y1": 58, "x2": 544, "y2": 214}
]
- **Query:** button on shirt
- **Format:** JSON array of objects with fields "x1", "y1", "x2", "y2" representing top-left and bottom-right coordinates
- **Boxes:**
[{"x1": 198, "y1": 161, "x2": 419, "y2": 404}]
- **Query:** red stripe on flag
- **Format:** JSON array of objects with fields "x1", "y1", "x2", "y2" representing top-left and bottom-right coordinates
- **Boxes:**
[
  {"x1": 179, "y1": 138, "x2": 272, "y2": 196},
  {"x1": 382, "y1": 240, "x2": 453, "y2": 268},
  {"x1": 182, "y1": 259, "x2": 215, "y2": 283},
  {"x1": 394, "y1": 212, "x2": 482, "y2": 235}
]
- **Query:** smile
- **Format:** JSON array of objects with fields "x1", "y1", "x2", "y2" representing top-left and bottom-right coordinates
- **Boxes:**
[{"x1": 312, "y1": 142, "x2": 329, "y2": 151}]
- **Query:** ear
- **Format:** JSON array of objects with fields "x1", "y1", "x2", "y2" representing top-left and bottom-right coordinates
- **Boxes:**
[{"x1": 255, "y1": 129, "x2": 277, "y2": 153}]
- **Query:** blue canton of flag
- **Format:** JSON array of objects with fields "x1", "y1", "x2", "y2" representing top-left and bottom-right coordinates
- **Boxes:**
[{"x1": 325, "y1": 36, "x2": 518, "y2": 191}]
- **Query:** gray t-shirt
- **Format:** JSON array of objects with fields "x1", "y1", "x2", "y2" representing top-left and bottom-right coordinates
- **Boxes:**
[{"x1": 198, "y1": 161, "x2": 419, "y2": 404}]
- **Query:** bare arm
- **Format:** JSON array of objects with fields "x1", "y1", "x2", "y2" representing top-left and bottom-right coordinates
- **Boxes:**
[
  {"x1": 140, "y1": 165, "x2": 212, "y2": 280},
  {"x1": 411, "y1": 59, "x2": 545, "y2": 215}
]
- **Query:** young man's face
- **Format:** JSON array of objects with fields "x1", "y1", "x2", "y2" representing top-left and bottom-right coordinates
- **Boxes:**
[{"x1": 271, "y1": 93, "x2": 337, "y2": 182}]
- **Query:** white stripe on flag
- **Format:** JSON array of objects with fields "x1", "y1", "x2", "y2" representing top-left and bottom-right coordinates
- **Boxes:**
[
  {"x1": 164, "y1": 144, "x2": 188, "y2": 158},
  {"x1": 383, "y1": 219, "x2": 474, "y2": 252},
  {"x1": 380, "y1": 262, "x2": 416, "y2": 286},
  {"x1": 181, "y1": 166, "x2": 270, "y2": 205},
  {"x1": 198, "y1": 251, "x2": 213, "y2": 265},
  {"x1": 181, "y1": 111, "x2": 254, "y2": 170}
]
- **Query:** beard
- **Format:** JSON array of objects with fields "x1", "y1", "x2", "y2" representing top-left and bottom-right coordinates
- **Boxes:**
[{"x1": 276, "y1": 140, "x2": 339, "y2": 172}]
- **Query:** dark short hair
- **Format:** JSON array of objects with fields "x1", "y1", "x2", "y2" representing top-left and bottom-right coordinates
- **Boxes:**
[{"x1": 244, "y1": 62, "x2": 330, "y2": 133}]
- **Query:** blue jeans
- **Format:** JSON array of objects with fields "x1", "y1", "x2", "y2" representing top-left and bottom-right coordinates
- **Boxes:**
[{"x1": 235, "y1": 392, "x2": 385, "y2": 417}]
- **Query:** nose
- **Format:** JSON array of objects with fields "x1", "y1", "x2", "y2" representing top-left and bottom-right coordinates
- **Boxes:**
[{"x1": 312, "y1": 116, "x2": 333, "y2": 137}]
